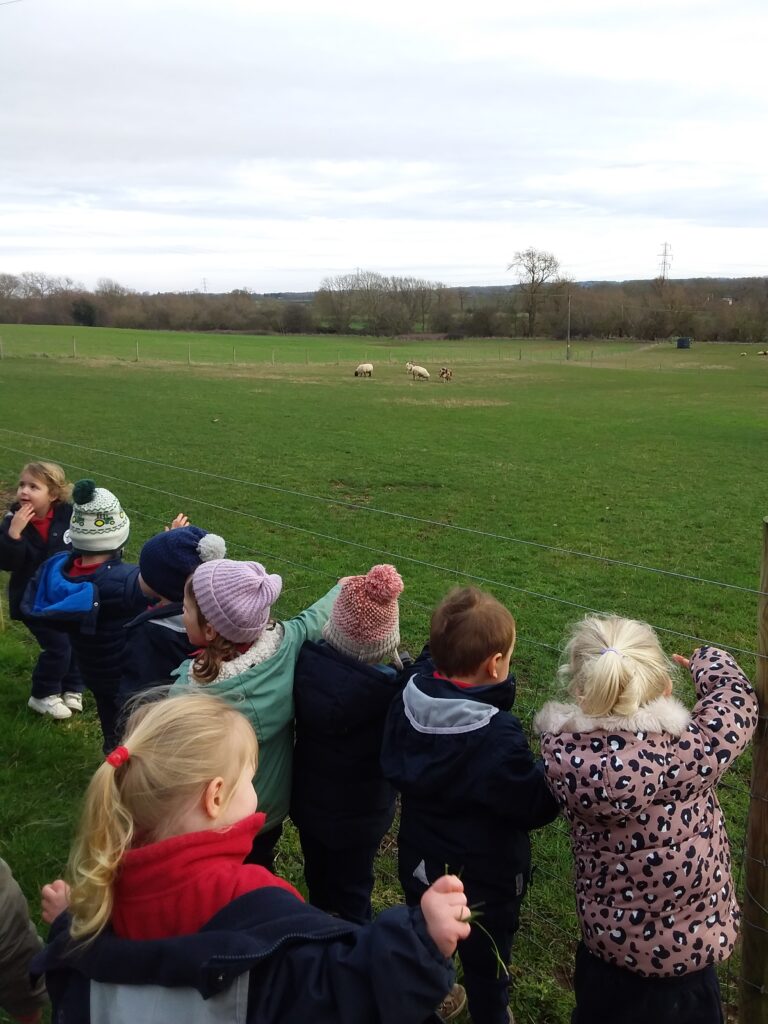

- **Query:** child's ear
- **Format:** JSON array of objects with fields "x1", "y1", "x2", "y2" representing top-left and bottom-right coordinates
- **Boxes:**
[
  {"x1": 482, "y1": 652, "x2": 504, "y2": 681},
  {"x1": 202, "y1": 777, "x2": 226, "y2": 820},
  {"x1": 204, "y1": 622, "x2": 219, "y2": 644}
]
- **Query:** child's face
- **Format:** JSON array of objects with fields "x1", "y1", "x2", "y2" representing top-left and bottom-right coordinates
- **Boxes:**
[
  {"x1": 17, "y1": 472, "x2": 54, "y2": 517},
  {"x1": 219, "y1": 760, "x2": 258, "y2": 828},
  {"x1": 183, "y1": 582, "x2": 209, "y2": 645}
]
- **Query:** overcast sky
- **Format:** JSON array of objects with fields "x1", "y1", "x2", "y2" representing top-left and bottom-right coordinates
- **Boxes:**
[{"x1": 2, "y1": 0, "x2": 767, "y2": 292}]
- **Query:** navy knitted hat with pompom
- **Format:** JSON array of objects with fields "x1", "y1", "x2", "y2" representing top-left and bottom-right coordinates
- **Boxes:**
[
  {"x1": 139, "y1": 527, "x2": 226, "y2": 602},
  {"x1": 69, "y1": 479, "x2": 130, "y2": 553}
]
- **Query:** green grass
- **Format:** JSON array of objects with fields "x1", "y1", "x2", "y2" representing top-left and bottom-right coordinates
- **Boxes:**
[{"x1": 0, "y1": 329, "x2": 765, "y2": 1022}]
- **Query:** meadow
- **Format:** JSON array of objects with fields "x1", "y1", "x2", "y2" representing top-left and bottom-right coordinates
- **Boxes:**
[{"x1": 0, "y1": 324, "x2": 766, "y2": 1022}]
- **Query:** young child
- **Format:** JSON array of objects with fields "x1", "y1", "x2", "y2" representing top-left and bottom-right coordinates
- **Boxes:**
[
  {"x1": 21, "y1": 479, "x2": 145, "y2": 751},
  {"x1": 291, "y1": 564, "x2": 406, "y2": 924},
  {"x1": 534, "y1": 617, "x2": 758, "y2": 1024},
  {"x1": 117, "y1": 523, "x2": 226, "y2": 713},
  {"x1": 0, "y1": 461, "x2": 84, "y2": 719},
  {"x1": 381, "y1": 586, "x2": 559, "y2": 1024},
  {"x1": 35, "y1": 693, "x2": 471, "y2": 1024},
  {"x1": 171, "y1": 558, "x2": 341, "y2": 869}
]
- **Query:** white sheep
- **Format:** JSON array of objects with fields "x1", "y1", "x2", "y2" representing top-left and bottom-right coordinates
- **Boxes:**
[
  {"x1": 405, "y1": 360, "x2": 414, "y2": 373},
  {"x1": 410, "y1": 364, "x2": 430, "y2": 380},
  {"x1": 354, "y1": 363, "x2": 373, "y2": 377}
]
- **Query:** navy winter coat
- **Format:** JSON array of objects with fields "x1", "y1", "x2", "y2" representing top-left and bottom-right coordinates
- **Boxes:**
[
  {"x1": 291, "y1": 640, "x2": 403, "y2": 847},
  {"x1": 118, "y1": 601, "x2": 196, "y2": 709},
  {"x1": 381, "y1": 654, "x2": 559, "y2": 891},
  {"x1": 21, "y1": 551, "x2": 145, "y2": 691},
  {"x1": 33, "y1": 888, "x2": 454, "y2": 1024},
  {"x1": 0, "y1": 502, "x2": 73, "y2": 619}
]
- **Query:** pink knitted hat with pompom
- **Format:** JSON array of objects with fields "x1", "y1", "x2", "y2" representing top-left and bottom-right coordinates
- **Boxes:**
[
  {"x1": 323, "y1": 564, "x2": 404, "y2": 668},
  {"x1": 191, "y1": 559, "x2": 283, "y2": 643}
]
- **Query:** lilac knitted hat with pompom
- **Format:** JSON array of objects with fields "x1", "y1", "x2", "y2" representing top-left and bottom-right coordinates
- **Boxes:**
[
  {"x1": 323, "y1": 564, "x2": 404, "y2": 668},
  {"x1": 191, "y1": 559, "x2": 283, "y2": 643}
]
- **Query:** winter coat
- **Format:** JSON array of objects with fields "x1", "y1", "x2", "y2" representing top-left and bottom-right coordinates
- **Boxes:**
[
  {"x1": 534, "y1": 646, "x2": 758, "y2": 978},
  {"x1": 33, "y1": 888, "x2": 454, "y2": 1024},
  {"x1": 0, "y1": 501, "x2": 73, "y2": 618},
  {"x1": 170, "y1": 585, "x2": 341, "y2": 832},
  {"x1": 118, "y1": 601, "x2": 196, "y2": 710},
  {"x1": 20, "y1": 551, "x2": 145, "y2": 690},
  {"x1": 291, "y1": 639, "x2": 403, "y2": 848},
  {"x1": 0, "y1": 857, "x2": 48, "y2": 1020},
  {"x1": 381, "y1": 656, "x2": 559, "y2": 891}
]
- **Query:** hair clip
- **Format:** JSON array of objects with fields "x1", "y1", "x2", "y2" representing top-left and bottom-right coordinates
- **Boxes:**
[
  {"x1": 106, "y1": 745, "x2": 130, "y2": 767},
  {"x1": 599, "y1": 647, "x2": 622, "y2": 657}
]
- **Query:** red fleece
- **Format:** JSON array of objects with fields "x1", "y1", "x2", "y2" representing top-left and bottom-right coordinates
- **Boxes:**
[
  {"x1": 30, "y1": 505, "x2": 54, "y2": 544},
  {"x1": 112, "y1": 813, "x2": 302, "y2": 940}
]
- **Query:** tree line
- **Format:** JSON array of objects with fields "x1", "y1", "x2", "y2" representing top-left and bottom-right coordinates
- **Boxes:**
[{"x1": 1, "y1": 262, "x2": 766, "y2": 343}]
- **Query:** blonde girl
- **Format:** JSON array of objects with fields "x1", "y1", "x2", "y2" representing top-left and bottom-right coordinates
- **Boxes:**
[
  {"x1": 172, "y1": 558, "x2": 341, "y2": 869},
  {"x1": 534, "y1": 615, "x2": 758, "y2": 1024},
  {"x1": 0, "y1": 461, "x2": 84, "y2": 719},
  {"x1": 38, "y1": 692, "x2": 472, "y2": 1024}
]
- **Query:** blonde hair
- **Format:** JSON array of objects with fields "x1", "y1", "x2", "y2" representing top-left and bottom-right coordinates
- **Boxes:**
[
  {"x1": 559, "y1": 615, "x2": 673, "y2": 718},
  {"x1": 20, "y1": 461, "x2": 72, "y2": 503},
  {"x1": 67, "y1": 692, "x2": 257, "y2": 942}
]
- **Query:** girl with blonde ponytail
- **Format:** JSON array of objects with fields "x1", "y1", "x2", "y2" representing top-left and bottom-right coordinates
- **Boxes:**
[{"x1": 534, "y1": 616, "x2": 758, "y2": 1024}]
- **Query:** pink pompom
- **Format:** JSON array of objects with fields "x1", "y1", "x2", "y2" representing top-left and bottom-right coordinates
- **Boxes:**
[{"x1": 365, "y1": 564, "x2": 404, "y2": 602}]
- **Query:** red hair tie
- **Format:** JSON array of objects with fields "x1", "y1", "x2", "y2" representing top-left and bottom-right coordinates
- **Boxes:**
[{"x1": 106, "y1": 745, "x2": 130, "y2": 767}]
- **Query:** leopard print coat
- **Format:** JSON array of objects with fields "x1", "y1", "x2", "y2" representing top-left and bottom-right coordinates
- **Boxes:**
[{"x1": 534, "y1": 647, "x2": 757, "y2": 978}]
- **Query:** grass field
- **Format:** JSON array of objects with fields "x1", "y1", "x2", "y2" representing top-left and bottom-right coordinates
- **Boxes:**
[{"x1": 1, "y1": 325, "x2": 766, "y2": 1022}]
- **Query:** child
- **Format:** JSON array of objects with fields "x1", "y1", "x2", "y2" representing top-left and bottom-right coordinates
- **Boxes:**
[
  {"x1": 0, "y1": 461, "x2": 84, "y2": 719},
  {"x1": 171, "y1": 558, "x2": 341, "y2": 869},
  {"x1": 291, "y1": 564, "x2": 406, "y2": 924},
  {"x1": 0, "y1": 858, "x2": 47, "y2": 1023},
  {"x1": 117, "y1": 523, "x2": 227, "y2": 712},
  {"x1": 35, "y1": 693, "x2": 471, "y2": 1024},
  {"x1": 381, "y1": 586, "x2": 559, "y2": 1024},
  {"x1": 21, "y1": 479, "x2": 145, "y2": 751},
  {"x1": 533, "y1": 617, "x2": 758, "y2": 1024}
]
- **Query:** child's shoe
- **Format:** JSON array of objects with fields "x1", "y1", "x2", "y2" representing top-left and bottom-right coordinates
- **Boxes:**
[
  {"x1": 28, "y1": 695, "x2": 72, "y2": 720},
  {"x1": 437, "y1": 983, "x2": 467, "y2": 1021},
  {"x1": 62, "y1": 692, "x2": 83, "y2": 712}
]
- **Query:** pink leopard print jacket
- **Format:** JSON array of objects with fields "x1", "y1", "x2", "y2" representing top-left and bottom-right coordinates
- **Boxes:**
[{"x1": 534, "y1": 647, "x2": 757, "y2": 978}]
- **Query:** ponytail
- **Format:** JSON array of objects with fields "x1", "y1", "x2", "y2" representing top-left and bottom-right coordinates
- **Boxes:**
[{"x1": 559, "y1": 616, "x2": 672, "y2": 719}]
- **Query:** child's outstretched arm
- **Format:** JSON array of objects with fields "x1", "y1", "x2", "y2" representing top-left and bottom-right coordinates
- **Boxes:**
[
  {"x1": 420, "y1": 874, "x2": 471, "y2": 958},
  {"x1": 283, "y1": 584, "x2": 342, "y2": 645},
  {"x1": 165, "y1": 513, "x2": 189, "y2": 531}
]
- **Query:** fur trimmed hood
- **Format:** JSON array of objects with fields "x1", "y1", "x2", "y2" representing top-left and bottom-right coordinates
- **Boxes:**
[{"x1": 533, "y1": 695, "x2": 691, "y2": 738}]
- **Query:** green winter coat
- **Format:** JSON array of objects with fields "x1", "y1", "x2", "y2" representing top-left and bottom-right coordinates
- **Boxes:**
[{"x1": 170, "y1": 585, "x2": 340, "y2": 833}]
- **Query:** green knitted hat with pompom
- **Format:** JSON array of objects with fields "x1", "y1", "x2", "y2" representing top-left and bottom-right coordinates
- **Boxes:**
[{"x1": 68, "y1": 479, "x2": 130, "y2": 552}]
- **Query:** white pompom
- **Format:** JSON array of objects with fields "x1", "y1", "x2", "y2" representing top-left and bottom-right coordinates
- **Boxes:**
[{"x1": 197, "y1": 533, "x2": 226, "y2": 562}]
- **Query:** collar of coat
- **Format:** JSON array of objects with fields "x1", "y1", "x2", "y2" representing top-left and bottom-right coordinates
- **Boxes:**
[{"x1": 533, "y1": 695, "x2": 691, "y2": 737}]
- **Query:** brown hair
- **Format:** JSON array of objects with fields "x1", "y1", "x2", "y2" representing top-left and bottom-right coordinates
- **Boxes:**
[
  {"x1": 184, "y1": 577, "x2": 244, "y2": 684},
  {"x1": 67, "y1": 692, "x2": 257, "y2": 942},
  {"x1": 429, "y1": 586, "x2": 516, "y2": 677},
  {"x1": 21, "y1": 461, "x2": 72, "y2": 503}
]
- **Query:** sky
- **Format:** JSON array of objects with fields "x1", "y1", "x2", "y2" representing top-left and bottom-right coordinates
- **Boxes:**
[{"x1": 2, "y1": 0, "x2": 767, "y2": 292}]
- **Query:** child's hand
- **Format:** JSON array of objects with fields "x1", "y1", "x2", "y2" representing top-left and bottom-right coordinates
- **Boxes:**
[
  {"x1": 166, "y1": 513, "x2": 189, "y2": 531},
  {"x1": 8, "y1": 503, "x2": 36, "y2": 540},
  {"x1": 420, "y1": 874, "x2": 471, "y2": 958},
  {"x1": 41, "y1": 879, "x2": 70, "y2": 924},
  {"x1": 673, "y1": 654, "x2": 691, "y2": 670}
]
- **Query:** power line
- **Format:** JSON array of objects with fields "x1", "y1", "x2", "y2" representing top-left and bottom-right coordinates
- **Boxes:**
[{"x1": 0, "y1": 431, "x2": 760, "y2": 596}]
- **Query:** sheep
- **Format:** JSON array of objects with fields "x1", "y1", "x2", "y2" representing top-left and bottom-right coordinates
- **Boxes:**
[
  {"x1": 405, "y1": 360, "x2": 414, "y2": 373},
  {"x1": 354, "y1": 363, "x2": 373, "y2": 377},
  {"x1": 410, "y1": 364, "x2": 430, "y2": 381},
  {"x1": 740, "y1": 352, "x2": 748, "y2": 357},
  {"x1": 439, "y1": 367, "x2": 453, "y2": 382},
  {"x1": 758, "y1": 351, "x2": 768, "y2": 356}
]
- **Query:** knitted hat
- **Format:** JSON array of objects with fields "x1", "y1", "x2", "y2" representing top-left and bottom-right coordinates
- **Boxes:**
[
  {"x1": 323, "y1": 564, "x2": 403, "y2": 667},
  {"x1": 139, "y1": 527, "x2": 226, "y2": 602},
  {"x1": 191, "y1": 559, "x2": 283, "y2": 643},
  {"x1": 68, "y1": 479, "x2": 130, "y2": 553}
]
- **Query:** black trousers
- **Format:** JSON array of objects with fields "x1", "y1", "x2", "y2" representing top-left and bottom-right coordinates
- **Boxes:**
[
  {"x1": 298, "y1": 830, "x2": 378, "y2": 924},
  {"x1": 399, "y1": 844, "x2": 525, "y2": 1024},
  {"x1": 572, "y1": 941, "x2": 725, "y2": 1024},
  {"x1": 23, "y1": 619, "x2": 84, "y2": 700}
]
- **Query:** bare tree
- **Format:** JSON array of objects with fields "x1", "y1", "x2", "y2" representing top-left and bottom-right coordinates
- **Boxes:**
[{"x1": 508, "y1": 247, "x2": 560, "y2": 337}]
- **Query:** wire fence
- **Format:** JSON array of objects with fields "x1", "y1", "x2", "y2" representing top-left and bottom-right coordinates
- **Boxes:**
[{"x1": 0, "y1": 429, "x2": 764, "y2": 1023}]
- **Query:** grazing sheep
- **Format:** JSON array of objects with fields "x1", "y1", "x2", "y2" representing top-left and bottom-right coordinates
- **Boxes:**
[
  {"x1": 354, "y1": 363, "x2": 373, "y2": 377},
  {"x1": 758, "y1": 351, "x2": 768, "y2": 356},
  {"x1": 439, "y1": 367, "x2": 453, "y2": 382},
  {"x1": 405, "y1": 360, "x2": 414, "y2": 373},
  {"x1": 410, "y1": 364, "x2": 430, "y2": 381},
  {"x1": 740, "y1": 352, "x2": 748, "y2": 357}
]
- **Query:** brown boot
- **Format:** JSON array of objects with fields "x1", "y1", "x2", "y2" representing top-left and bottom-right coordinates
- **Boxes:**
[{"x1": 436, "y1": 983, "x2": 467, "y2": 1022}]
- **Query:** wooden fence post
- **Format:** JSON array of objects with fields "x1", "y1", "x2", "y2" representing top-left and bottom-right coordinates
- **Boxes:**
[
  {"x1": 232, "y1": 345, "x2": 236, "y2": 365},
  {"x1": 72, "y1": 336, "x2": 77, "y2": 359},
  {"x1": 187, "y1": 344, "x2": 191, "y2": 366},
  {"x1": 272, "y1": 350, "x2": 275, "y2": 366},
  {"x1": 135, "y1": 340, "x2": 139, "y2": 362},
  {"x1": 740, "y1": 516, "x2": 768, "y2": 1022}
]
